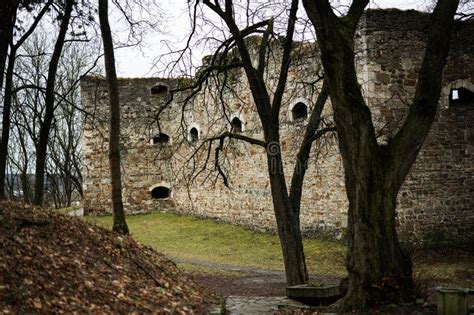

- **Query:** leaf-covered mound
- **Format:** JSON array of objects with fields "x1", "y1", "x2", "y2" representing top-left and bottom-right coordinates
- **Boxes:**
[{"x1": 0, "y1": 201, "x2": 214, "y2": 314}]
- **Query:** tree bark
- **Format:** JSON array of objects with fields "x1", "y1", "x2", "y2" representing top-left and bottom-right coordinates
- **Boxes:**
[
  {"x1": 0, "y1": 2, "x2": 21, "y2": 199},
  {"x1": 0, "y1": 45, "x2": 16, "y2": 199},
  {"x1": 34, "y1": 0, "x2": 73, "y2": 205},
  {"x1": 98, "y1": 0, "x2": 129, "y2": 235},
  {"x1": 266, "y1": 140, "x2": 308, "y2": 285},
  {"x1": 0, "y1": 0, "x2": 17, "y2": 93},
  {"x1": 302, "y1": 0, "x2": 459, "y2": 310},
  {"x1": 342, "y1": 146, "x2": 415, "y2": 308}
]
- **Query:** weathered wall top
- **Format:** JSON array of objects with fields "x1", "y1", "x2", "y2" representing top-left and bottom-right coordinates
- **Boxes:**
[{"x1": 360, "y1": 9, "x2": 431, "y2": 32}]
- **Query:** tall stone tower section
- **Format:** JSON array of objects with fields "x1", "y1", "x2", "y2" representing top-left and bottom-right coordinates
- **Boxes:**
[
  {"x1": 355, "y1": 10, "x2": 474, "y2": 244},
  {"x1": 81, "y1": 77, "x2": 192, "y2": 214}
]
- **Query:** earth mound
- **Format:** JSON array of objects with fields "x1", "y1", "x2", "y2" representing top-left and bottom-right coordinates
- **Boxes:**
[{"x1": 0, "y1": 201, "x2": 214, "y2": 314}]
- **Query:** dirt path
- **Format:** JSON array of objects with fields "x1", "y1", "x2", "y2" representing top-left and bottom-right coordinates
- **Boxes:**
[{"x1": 174, "y1": 257, "x2": 342, "y2": 297}]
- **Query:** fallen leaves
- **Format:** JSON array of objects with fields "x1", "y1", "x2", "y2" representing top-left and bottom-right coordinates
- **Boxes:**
[
  {"x1": 32, "y1": 298, "x2": 42, "y2": 309},
  {"x1": 0, "y1": 201, "x2": 216, "y2": 314}
]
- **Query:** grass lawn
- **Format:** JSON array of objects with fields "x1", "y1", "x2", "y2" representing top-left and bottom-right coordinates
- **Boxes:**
[
  {"x1": 85, "y1": 212, "x2": 347, "y2": 276},
  {"x1": 84, "y1": 212, "x2": 474, "y2": 286}
]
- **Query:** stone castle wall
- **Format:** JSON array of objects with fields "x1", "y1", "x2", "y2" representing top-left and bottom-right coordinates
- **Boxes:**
[
  {"x1": 357, "y1": 10, "x2": 474, "y2": 244},
  {"x1": 81, "y1": 10, "x2": 473, "y2": 245}
]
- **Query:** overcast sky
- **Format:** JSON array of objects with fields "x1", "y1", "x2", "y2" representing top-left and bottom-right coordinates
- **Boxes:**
[{"x1": 113, "y1": 0, "x2": 424, "y2": 78}]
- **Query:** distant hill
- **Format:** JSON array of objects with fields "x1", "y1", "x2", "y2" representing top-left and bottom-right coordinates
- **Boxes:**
[{"x1": 0, "y1": 201, "x2": 214, "y2": 313}]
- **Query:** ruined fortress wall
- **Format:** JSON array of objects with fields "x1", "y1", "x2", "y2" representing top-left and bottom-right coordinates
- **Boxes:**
[
  {"x1": 81, "y1": 49, "x2": 348, "y2": 237},
  {"x1": 81, "y1": 10, "x2": 473, "y2": 245},
  {"x1": 81, "y1": 77, "x2": 191, "y2": 214},
  {"x1": 167, "y1": 41, "x2": 348, "y2": 236}
]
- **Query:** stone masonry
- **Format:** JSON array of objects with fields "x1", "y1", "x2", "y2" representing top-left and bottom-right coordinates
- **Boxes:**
[{"x1": 81, "y1": 10, "x2": 474, "y2": 245}]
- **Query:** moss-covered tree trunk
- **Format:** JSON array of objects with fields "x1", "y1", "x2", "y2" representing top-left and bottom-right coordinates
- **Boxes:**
[
  {"x1": 98, "y1": 0, "x2": 129, "y2": 235},
  {"x1": 302, "y1": 0, "x2": 459, "y2": 310}
]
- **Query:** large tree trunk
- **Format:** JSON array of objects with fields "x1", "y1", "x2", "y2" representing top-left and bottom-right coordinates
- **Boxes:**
[
  {"x1": 98, "y1": 0, "x2": 129, "y2": 235},
  {"x1": 302, "y1": 0, "x2": 459, "y2": 310},
  {"x1": 0, "y1": 46, "x2": 16, "y2": 199},
  {"x1": 0, "y1": 0, "x2": 17, "y2": 92},
  {"x1": 0, "y1": 1, "x2": 17, "y2": 199},
  {"x1": 34, "y1": 0, "x2": 73, "y2": 205},
  {"x1": 0, "y1": 0, "x2": 17, "y2": 199},
  {"x1": 342, "y1": 140, "x2": 414, "y2": 307},
  {"x1": 327, "y1": 64, "x2": 416, "y2": 307},
  {"x1": 266, "y1": 141, "x2": 308, "y2": 285}
]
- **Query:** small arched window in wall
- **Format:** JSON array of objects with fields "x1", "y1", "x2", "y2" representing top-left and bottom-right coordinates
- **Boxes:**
[
  {"x1": 291, "y1": 102, "x2": 308, "y2": 121},
  {"x1": 189, "y1": 127, "x2": 199, "y2": 143},
  {"x1": 152, "y1": 133, "x2": 170, "y2": 144},
  {"x1": 231, "y1": 117, "x2": 243, "y2": 133},
  {"x1": 450, "y1": 87, "x2": 474, "y2": 106},
  {"x1": 151, "y1": 84, "x2": 168, "y2": 95},
  {"x1": 151, "y1": 186, "x2": 170, "y2": 199}
]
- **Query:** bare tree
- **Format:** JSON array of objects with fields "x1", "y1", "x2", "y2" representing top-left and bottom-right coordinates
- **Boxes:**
[
  {"x1": 45, "y1": 43, "x2": 87, "y2": 207},
  {"x1": 302, "y1": 0, "x2": 460, "y2": 310},
  {"x1": 7, "y1": 25, "x2": 95, "y2": 207},
  {"x1": 159, "y1": 0, "x2": 336, "y2": 285},
  {"x1": 0, "y1": 0, "x2": 53, "y2": 199},
  {"x1": 33, "y1": 0, "x2": 75, "y2": 205},
  {"x1": 98, "y1": 0, "x2": 129, "y2": 234},
  {"x1": 5, "y1": 31, "x2": 51, "y2": 203}
]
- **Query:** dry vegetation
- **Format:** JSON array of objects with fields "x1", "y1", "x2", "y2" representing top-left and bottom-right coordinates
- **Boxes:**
[{"x1": 0, "y1": 201, "x2": 216, "y2": 314}]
